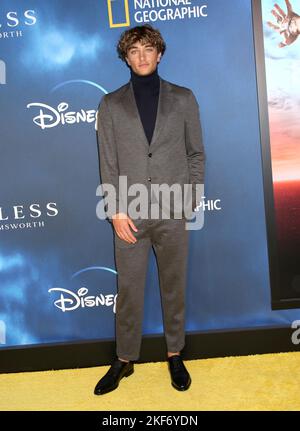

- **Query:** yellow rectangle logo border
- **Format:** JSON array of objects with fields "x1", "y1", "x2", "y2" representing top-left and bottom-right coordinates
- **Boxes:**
[{"x1": 107, "y1": 0, "x2": 130, "y2": 28}]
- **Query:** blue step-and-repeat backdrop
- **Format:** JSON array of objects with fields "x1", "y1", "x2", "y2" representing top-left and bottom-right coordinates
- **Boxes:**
[{"x1": 1, "y1": 0, "x2": 299, "y2": 349}]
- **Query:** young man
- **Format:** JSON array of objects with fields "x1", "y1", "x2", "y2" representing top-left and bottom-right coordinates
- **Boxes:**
[{"x1": 95, "y1": 24, "x2": 205, "y2": 395}]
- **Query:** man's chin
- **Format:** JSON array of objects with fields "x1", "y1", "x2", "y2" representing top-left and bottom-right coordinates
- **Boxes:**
[{"x1": 136, "y1": 67, "x2": 155, "y2": 76}]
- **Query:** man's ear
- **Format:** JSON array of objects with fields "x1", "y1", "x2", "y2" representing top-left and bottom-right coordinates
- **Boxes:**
[
  {"x1": 157, "y1": 52, "x2": 162, "y2": 63},
  {"x1": 125, "y1": 56, "x2": 130, "y2": 66}
]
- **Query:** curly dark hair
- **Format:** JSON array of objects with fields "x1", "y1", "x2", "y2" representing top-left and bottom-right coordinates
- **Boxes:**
[{"x1": 117, "y1": 24, "x2": 166, "y2": 62}]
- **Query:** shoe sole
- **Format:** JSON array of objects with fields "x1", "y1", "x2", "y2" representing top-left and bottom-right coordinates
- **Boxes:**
[{"x1": 171, "y1": 378, "x2": 191, "y2": 391}]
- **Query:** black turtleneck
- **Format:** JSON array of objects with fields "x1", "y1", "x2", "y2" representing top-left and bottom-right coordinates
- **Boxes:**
[{"x1": 130, "y1": 67, "x2": 160, "y2": 145}]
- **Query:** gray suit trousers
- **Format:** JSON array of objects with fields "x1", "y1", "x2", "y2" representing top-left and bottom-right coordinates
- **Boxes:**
[{"x1": 114, "y1": 217, "x2": 189, "y2": 361}]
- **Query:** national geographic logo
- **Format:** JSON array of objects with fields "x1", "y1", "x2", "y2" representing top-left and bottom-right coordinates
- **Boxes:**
[
  {"x1": 106, "y1": 0, "x2": 208, "y2": 28},
  {"x1": 107, "y1": 0, "x2": 130, "y2": 28},
  {"x1": 0, "y1": 59, "x2": 6, "y2": 85}
]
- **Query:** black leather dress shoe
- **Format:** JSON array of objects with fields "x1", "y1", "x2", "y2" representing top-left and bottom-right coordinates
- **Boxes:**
[
  {"x1": 94, "y1": 358, "x2": 134, "y2": 395},
  {"x1": 168, "y1": 355, "x2": 191, "y2": 391}
]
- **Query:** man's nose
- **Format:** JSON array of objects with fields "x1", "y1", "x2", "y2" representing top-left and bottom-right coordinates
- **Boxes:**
[{"x1": 139, "y1": 50, "x2": 146, "y2": 60}]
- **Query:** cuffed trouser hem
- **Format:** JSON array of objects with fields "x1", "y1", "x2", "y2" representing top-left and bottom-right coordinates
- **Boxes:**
[{"x1": 116, "y1": 354, "x2": 139, "y2": 362}]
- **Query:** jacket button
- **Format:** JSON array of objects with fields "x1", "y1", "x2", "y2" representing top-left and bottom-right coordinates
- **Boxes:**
[{"x1": 148, "y1": 153, "x2": 152, "y2": 157}]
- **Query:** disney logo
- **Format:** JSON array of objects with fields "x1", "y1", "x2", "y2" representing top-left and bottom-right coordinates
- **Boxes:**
[
  {"x1": 48, "y1": 287, "x2": 117, "y2": 313},
  {"x1": 27, "y1": 102, "x2": 97, "y2": 130}
]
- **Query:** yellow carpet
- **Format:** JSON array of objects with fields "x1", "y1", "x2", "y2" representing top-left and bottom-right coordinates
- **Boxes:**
[{"x1": 1, "y1": 352, "x2": 300, "y2": 411}]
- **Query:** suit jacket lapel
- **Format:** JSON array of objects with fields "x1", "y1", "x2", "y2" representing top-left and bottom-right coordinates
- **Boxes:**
[{"x1": 121, "y1": 77, "x2": 172, "y2": 150}]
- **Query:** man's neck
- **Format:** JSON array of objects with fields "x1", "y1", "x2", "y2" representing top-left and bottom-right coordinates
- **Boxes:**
[{"x1": 130, "y1": 67, "x2": 159, "y2": 85}]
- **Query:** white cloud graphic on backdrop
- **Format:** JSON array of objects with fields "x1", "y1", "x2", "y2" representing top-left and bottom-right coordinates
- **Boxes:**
[
  {"x1": 21, "y1": 25, "x2": 104, "y2": 70},
  {"x1": 0, "y1": 250, "x2": 70, "y2": 346},
  {"x1": 0, "y1": 251, "x2": 38, "y2": 345}
]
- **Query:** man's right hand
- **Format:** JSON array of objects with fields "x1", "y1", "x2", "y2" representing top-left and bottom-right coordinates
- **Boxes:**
[{"x1": 112, "y1": 213, "x2": 138, "y2": 244}]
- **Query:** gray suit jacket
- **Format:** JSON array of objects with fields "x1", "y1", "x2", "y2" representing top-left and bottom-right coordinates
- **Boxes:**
[{"x1": 97, "y1": 77, "x2": 205, "y2": 221}]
